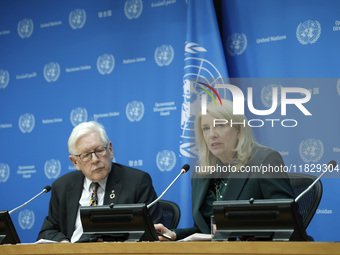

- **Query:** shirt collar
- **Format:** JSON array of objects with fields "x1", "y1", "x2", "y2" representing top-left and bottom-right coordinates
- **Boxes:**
[{"x1": 84, "y1": 176, "x2": 108, "y2": 192}]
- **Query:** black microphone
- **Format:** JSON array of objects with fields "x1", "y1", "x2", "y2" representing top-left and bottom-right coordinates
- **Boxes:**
[
  {"x1": 9, "y1": 185, "x2": 52, "y2": 215},
  {"x1": 147, "y1": 164, "x2": 190, "y2": 209},
  {"x1": 295, "y1": 160, "x2": 337, "y2": 202}
]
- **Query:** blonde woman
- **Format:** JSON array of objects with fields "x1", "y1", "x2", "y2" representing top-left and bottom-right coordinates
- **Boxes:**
[{"x1": 156, "y1": 99, "x2": 294, "y2": 240}]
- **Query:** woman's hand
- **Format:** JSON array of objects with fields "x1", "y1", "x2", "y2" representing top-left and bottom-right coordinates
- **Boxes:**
[{"x1": 154, "y1": 223, "x2": 177, "y2": 241}]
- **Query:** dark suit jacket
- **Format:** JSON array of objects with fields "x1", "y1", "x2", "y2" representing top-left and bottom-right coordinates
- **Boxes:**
[
  {"x1": 37, "y1": 163, "x2": 162, "y2": 242},
  {"x1": 175, "y1": 146, "x2": 295, "y2": 240}
]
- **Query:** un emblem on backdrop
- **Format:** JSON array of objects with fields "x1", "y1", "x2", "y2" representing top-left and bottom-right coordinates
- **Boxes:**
[
  {"x1": 181, "y1": 42, "x2": 227, "y2": 159},
  {"x1": 43, "y1": 62, "x2": 60, "y2": 82},
  {"x1": 126, "y1": 101, "x2": 144, "y2": 122},
  {"x1": 97, "y1": 54, "x2": 115, "y2": 75},
  {"x1": 261, "y1": 84, "x2": 282, "y2": 108},
  {"x1": 299, "y1": 138, "x2": 324, "y2": 163},
  {"x1": 124, "y1": 0, "x2": 143, "y2": 20},
  {"x1": 44, "y1": 159, "x2": 61, "y2": 179},
  {"x1": 296, "y1": 20, "x2": 321, "y2": 45},
  {"x1": 70, "y1": 107, "x2": 88, "y2": 127},
  {"x1": 17, "y1": 18, "x2": 34, "y2": 38},
  {"x1": 226, "y1": 33, "x2": 247, "y2": 56},
  {"x1": 156, "y1": 150, "x2": 176, "y2": 172},
  {"x1": 69, "y1": 9, "x2": 86, "y2": 29},
  {"x1": 0, "y1": 70, "x2": 10, "y2": 89},
  {"x1": 18, "y1": 113, "x2": 35, "y2": 133},
  {"x1": 0, "y1": 163, "x2": 10, "y2": 183},
  {"x1": 18, "y1": 209, "x2": 35, "y2": 230},
  {"x1": 155, "y1": 45, "x2": 174, "y2": 67}
]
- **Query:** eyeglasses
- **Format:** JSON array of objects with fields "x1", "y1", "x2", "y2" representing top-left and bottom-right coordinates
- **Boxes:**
[{"x1": 75, "y1": 144, "x2": 108, "y2": 162}]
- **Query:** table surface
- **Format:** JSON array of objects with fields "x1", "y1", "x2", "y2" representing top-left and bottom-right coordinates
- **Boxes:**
[{"x1": 1, "y1": 241, "x2": 340, "y2": 255}]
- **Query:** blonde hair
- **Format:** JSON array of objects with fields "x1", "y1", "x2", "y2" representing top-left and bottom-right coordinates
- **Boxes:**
[{"x1": 195, "y1": 99, "x2": 259, "y2": 169}]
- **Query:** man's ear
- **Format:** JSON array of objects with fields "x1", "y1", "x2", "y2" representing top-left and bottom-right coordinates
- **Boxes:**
[
  {"x1": 69, "y1": 155, "x2": 81, "y2": 171},
  {"x1": 108, "y1": 142, "x2": 114, "y2": 160}
]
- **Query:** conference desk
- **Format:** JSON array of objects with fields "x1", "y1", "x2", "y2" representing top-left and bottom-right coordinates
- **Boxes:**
[{"x1": 1, "y1": 241, "x2": 339, "y2": 255}]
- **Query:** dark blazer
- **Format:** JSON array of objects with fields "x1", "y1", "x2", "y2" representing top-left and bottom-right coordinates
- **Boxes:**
[
  {"x1": 37, "y1": 163, "x2": 162, "y2": 242},
  {"x1": 175, "y1": 146, "x2": 295, "y2": 240}
]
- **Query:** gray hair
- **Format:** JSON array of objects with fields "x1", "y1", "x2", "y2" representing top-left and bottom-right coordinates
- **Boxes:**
[{"x1": 68, "y1": 121, "x2": 109, "y2": 155}]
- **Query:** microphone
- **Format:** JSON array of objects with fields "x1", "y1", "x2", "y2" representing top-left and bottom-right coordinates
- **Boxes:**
[
  {"x1": 9, "y1": 185, "x2": 52, "y2": 215},
  {"x1": 147, "y1": 164, "x2": 190, "y2": 209},
  {"x1": 295, "y1": 160, "x2": 337, "y2": 202}
]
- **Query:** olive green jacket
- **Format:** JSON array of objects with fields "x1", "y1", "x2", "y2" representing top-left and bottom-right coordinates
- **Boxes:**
[{"x1": 175, "y1": 146, "x2": 294, "y2": 240}]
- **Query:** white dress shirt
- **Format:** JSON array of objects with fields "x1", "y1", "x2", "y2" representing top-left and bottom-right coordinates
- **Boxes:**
[{"x1": 71, "y1": 176, "x2": 107, "y2": 243}]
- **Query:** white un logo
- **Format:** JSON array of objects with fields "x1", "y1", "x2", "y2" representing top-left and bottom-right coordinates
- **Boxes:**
[
  {"x1": 97, "y1": 54, "x2": 115, "y2": 75},
  {"x1": 296, "y1": 20, "x2": 321, "y2": 45},
  {"x1": 44, "y1": 159, "x2": 61, "y2": 179},
  {"x1": 0, "y1": 70, "x2": 10, "y2": 89},
  {"x1": 124, "y1": 0, "x2": 143, "y2": 20},
  {"x1": 18, "y1": 209, "x2": 35, "y2": 230},
  {"x1": 156, "y1": 150, "x2": 176, "y2": 172},
  {"x1": 44, "y1": 62, "x2": 60, "y2": 82},
  {"x1": 18, "y1": 113, "x2": 35, "y2": 133},
  {"x1": 17, "y1": 18, "x2": 34, "y2": 38},
  {"x1": 299, "y1": 138, "x2": 324, "y2": 163},
  {"x1": 0, "y1": 163, "x2": 10, "y2": 183},
  {"x1": 155, "y1": 45, "x2": 174, "y2": 67},
  {"x1": 226, "y1": 33, "x2": 247, "y2": 56},
  {"x1": 69, "y1": 9, "x2": 86, "y2": 29},
  {"x1": 70, "y1": 107, "x2": 88, "y2": 127},
  {"x1": 126, "y1": 101, "x2": 144, "y2": 122}
]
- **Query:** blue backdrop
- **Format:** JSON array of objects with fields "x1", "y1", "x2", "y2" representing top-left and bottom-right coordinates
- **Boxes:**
[{"x1": 0, "y1": 0, "x2": 339, "y2": 243}]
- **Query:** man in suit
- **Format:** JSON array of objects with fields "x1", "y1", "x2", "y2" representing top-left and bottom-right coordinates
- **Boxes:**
[{"x1": 37, "y1": 121, "x2": 162, "y2": 242}]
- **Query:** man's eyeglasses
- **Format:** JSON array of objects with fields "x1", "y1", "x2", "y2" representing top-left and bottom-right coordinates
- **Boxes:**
[{"x1": 75, "y1": 144, "x2": 108, "y2": 162}]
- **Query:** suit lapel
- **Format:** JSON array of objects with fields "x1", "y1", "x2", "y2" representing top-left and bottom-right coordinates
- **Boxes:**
[
  {"x1": 192, "y1": 177, "x2": 210, "y2": 233},
  {"x1": 104, "y1": 165, "x2": 122, "y2": 205},
  {"x1": 223, "y1": 171, "x2": 251, "y2": 200}
]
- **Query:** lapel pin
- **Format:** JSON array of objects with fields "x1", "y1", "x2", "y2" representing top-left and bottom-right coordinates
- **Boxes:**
[{"x1": 110, "y1": 190, "x2": 115, "y2": 199}]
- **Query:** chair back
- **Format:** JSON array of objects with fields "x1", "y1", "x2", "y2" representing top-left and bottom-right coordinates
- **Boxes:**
[
  {"x1": 288, "y1": 173, "x2": 323, "y2": 229},
  {"x1": 159, "y1": 200, "x2": 181, "y2": 229}
]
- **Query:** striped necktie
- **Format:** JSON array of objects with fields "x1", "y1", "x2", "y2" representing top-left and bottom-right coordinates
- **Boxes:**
[{"x1": 90, "y1": 182, "x2": 99, "y2": 206}]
